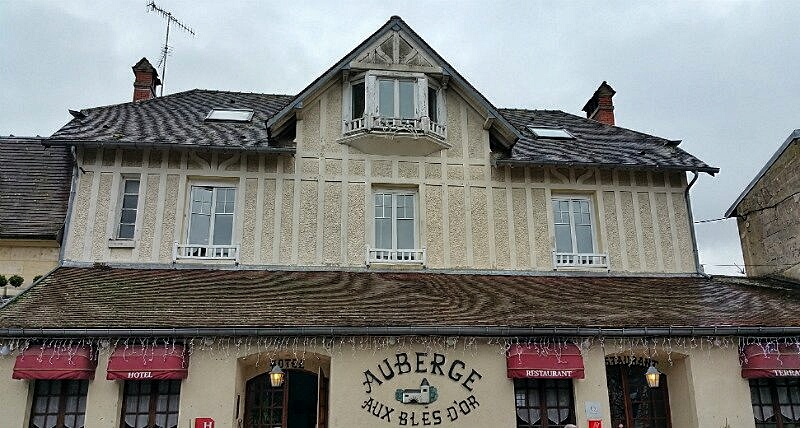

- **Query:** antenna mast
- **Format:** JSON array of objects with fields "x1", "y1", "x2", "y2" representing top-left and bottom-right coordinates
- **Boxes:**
[{"x1": 146, "y1": 1, "x2": 195, "y2": 96}]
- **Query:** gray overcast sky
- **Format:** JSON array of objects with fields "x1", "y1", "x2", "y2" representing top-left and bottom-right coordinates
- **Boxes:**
[{"x1": 2, "y1": 1, "x2": 798, "y2": 275}]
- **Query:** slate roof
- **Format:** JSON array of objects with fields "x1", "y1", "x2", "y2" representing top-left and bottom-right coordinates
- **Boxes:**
[
  {"x1": 498, "y1": 109, "x2": 718, "y2": 174},
  {"x1": 48, "y1": 90, "x2": 294, "y2": 152},
  {"x1": 1, "y1": 266, "x2": 798, "y2": 330},
  {"x1": 0, "y1": 137, "x2": 72, "y2": 240}
]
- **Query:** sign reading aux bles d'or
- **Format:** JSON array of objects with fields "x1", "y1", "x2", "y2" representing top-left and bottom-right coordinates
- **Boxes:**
[{"x1": 361, "y1": 352, "x2": 483, "y2": 426}]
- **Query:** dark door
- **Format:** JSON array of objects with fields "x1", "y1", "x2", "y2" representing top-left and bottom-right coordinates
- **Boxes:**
[
  {"x1": 606, "y1": 364, "x2": 671, "y2": 428},
  {"x1": 245, "y1": 370, "x2": 321, "y2": 428}
]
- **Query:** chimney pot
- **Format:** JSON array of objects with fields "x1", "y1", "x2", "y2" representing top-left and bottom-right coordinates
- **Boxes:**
[
  {"x1": 582, "y1": 81, "x2": 616, "y2": 126},
  {"x1": 132, "y1": 58, "x2": 161, "y2": 102}
]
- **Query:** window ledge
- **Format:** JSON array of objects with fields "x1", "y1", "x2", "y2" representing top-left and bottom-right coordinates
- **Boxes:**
[
  {"x1": 108, "y1": 239, "x2": 136, "y2": 248},
  {"x1": 553, "y1": 252, "x2": 609, "y2": 271}
]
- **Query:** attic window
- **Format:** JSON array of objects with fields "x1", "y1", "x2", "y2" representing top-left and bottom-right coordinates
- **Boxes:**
[
  {"x1": 205, "y1": 108, "x2": 254, "y2": 122},
  {"x1": 527, "y1": 127, "x2": 574, "y2": 139}
]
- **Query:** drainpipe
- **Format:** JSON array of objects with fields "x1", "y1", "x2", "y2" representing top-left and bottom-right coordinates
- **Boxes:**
[
  {"x1": 684, "y1": 170, "x2": 705, "y2": 276},
  {"x1": 58, "y1": 145, "x2": 80, "y2": 263}
]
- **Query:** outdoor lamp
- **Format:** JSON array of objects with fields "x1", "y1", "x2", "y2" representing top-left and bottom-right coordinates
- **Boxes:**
[
  {"x1": 645, "y1": 363, "x2": 661, "y2": 388},
  {"x1": 269, "y1": 364, "x2": 285, "y2": 387}
]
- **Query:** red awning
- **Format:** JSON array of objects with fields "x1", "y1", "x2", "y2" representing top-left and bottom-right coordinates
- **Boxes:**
[
  {"x1": 741, "y1": 344, "x2": 800, "y2": 378},
  {"x1": 507, "y1": 343, "x2": 585, "y2": 379},
  {"x1": 107, "y1": 345, "x2": 189, "y2": 380},
  {"x1": 12, "y1": 346, "x2": 97, "y2": 380}
]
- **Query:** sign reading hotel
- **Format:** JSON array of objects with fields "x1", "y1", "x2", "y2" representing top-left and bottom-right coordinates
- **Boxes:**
[{"x1": 361, "y1": 352, "x2": 482, "y2": 425}]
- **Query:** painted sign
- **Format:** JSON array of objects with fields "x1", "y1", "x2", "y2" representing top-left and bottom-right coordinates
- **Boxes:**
[
  {"x1": 273, "y1": 358, "x2": 304, "y2": 369},
  {"x1": 361, "y1": 352, "x2": 483, "y2": 425},
  {"x1": 604, "y1": 355, "x2": 654, "y2": 367},
  {"x1": 194, "y1": 418, "x2": 214, "y2": 428},
  {"x1": 588, "y1": 420, "x2": 602, "y2": 428},
  {"x1": 396, "y1": 378, "x2": 438, "y2": 404}
]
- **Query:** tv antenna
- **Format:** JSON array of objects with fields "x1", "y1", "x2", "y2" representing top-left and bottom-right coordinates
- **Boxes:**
[{"x1": 146, "y1": 1, "x2": 195, "y2": 96}]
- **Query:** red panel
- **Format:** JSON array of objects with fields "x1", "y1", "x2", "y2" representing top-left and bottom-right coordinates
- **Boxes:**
[
  {"x1": 12, "y1": 345, "x2": 96, "y2": 380},
  {"x1": 741, "y1": 343, "x2": 800, "y2": 378},
  {"x1": 507, "y1": 343, "x2": 585, "y2": 379},
  {"x1": 107, "y1": 345, "x2": 189, "y2": 380}
]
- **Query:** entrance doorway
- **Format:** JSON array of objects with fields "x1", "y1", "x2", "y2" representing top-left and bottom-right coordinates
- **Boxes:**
[
  {"x1": 606, "y1": 363, "x2": 671, "y2": 428},
  {"x1": 245, "y1": 369, "x2": 328, "y2": 428}
]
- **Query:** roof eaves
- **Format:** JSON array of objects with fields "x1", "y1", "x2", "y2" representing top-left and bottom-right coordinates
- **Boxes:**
[
  {"x1": 725, "y1": 129, "x2": 800, "y2": 218},
  {"x1": 43, "y1": 139, "x2": 296, "y2": 155},
  {"x1": 494, "y1": 158, "x2": 720, "y2": 174}
]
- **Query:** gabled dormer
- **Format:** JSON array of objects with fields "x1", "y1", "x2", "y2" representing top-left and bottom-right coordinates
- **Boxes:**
[{"x1": 267, "y1": 16, "x2": 520, "y2": 157}]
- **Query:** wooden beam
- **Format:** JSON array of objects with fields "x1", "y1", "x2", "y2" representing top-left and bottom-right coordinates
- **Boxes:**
[{"x1": 483, "y1": 115, "x2": 495, "y2": 130}]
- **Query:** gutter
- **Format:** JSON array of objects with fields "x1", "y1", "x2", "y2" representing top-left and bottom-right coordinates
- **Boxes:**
[
  {"x1": 43, "y1": 139, "x2": 296, "y2": 155},
  {"x1": 2, "y1": 326, "x2": 800, "y2": 338},
  {"x1": 684, "y1": 171, "x2": 705, "y2": 275}
]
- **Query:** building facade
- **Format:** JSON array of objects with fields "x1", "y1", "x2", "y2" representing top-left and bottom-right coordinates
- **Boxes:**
[
  {"x1": 727, "y1": 129, "x2": 800, "y2": 280},
  {"x1": 2, "y1": 16, "x2": 800, "y2": 428}
]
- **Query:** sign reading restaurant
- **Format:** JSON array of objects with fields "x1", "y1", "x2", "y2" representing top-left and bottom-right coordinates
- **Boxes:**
[{"x1": 361, "y1": 352, "x2": 482, "y2": 425}]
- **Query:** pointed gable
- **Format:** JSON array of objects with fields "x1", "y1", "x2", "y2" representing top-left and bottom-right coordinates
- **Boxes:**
[{"x1": 267, "y1": 16, "x2": 519, "y2": 147}]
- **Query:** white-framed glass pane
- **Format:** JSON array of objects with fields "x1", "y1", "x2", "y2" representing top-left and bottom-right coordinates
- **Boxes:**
[
  {"x1": 379, "y1": 79, "x2": 394, "y2": 117},
  {"x1": 205, "y1": 108, "x2": 254, "y2": 122},
  {"x1": 213, "y1": 214, "x2": 233, "y2": 245},
  {"x1": 399, "y1": 80, "x2": 415, "y2": 118},
  {"x1": 527, "y1": 127, "x2": 574, "y2": 139},
  {"x1": 428, "y1": 87, "x2": 438, "y2": 122},
  {"x1": 555, "y1": 224, "x2": 573, "y2": 253},
  {"x1": 215, "y1": 188, "x2": 236, "y2": 214},
  {"x1": 397, "y1": 219, "x2": 414, "y2": 249},
  {"x1": 352, "y1": 81, "x2": 365, "y2": 118},
  {"x1": 124, "y1": 180, "x2": 140, "y2": 194},
  {"x1": 575, "y1": 225, "x2": 593, "y2": 253},
  {"x1": 375, "y1": 218, "x2": 392, "y2": 249}
]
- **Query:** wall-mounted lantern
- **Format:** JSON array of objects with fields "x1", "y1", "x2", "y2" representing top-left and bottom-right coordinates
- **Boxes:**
[
  {"x1": 645, "y1": 363, "x2": 661, "y2": 388},
  {"x1": 269, "y1": 364, "x2": 285, "y2": 388}
]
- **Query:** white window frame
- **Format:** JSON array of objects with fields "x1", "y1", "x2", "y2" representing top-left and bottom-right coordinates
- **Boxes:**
[
  {"x1": 174, "y1": 181, "x2": 240, "y2": 263},
  {"x1": 369, "y1": 189, "x2": 423, "y2": 264},
  {"x1": 342, "y1": 70, "x2": 446, "y2": 125},
  {"x1": 551, "y1": 195, "x2": 608, "y2": 269},
  {"x1": 115, "y1": 176, "x2": 141, "y2": 240}
]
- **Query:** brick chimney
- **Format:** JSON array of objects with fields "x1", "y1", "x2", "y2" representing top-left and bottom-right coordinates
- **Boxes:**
[
  {"x1": 132, "y1": 58, "x2": 161, "y2": 102},
  {"x1": 582, "y1": 81, "x2": 616, "y2": 126}
]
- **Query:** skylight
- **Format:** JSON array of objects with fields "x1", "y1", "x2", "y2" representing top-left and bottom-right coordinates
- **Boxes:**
[
  {"x1": 205, "y1": 108, "x2": 254, "y2": 122},
  {"x1": 527, "y1": 126, "x2": 574, "y2": 139}
]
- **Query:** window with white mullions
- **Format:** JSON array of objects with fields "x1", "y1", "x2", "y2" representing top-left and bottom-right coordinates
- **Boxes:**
[
  {"x1": 378, "y1": 78, "x2": 416, "y2": 119},
  {"x1": 117, "y1": 178, "x2": 140, "y2": 239},
  {"x1": 187, "y1": 186, "x2": 236, "y2": 257},
  {"x1": 553, "y1": 198, "x2": 594, "y2": 254},
  {"x1": 373, "y1": 191, "x2": 417, "y2": 261}
]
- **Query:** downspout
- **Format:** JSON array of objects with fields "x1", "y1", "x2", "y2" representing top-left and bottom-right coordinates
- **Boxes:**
[
  {"x1": 684, "y1": 170, "x2": 705, "y2": 276},
  {"x1": 58, "y1": 145, "x2": 80, "y2": 263}
]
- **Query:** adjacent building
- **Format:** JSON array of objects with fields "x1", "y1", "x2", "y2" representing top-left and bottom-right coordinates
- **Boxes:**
[
  {"x1": 0, "y1": 137, "x2": 72, "y2": 299},
  {"x1": 1, "y1": 16, "x2": 799, "y2": 428},
  {"x1": 726, "y1": 129, "x2": 800, "y2": 280}
]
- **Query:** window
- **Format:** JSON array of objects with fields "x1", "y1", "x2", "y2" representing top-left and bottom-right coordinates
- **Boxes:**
[
  {"x1": 378, "y1": 78, "x2": 416, "y2": 119},
  {"x1": 29, "y1": 380, "x2": 88, "y2": 428},
  {"x1": 370, "y1": 190, "x2": 421, "y2": 263},
  {"x1": 351, "y1": 81, "x2": 365, "y2": 119},
  {"x1": 553, "y1": 198, "x2": 594, "y2": 254},
  {"x1": 527, "y1": 127, "x2": 574, "y2": 139},
  {"x1": 427, "y1": 86, "x2": 438, "y2": 123},
  {"x1": 205, "y1": 108, "x2": 254, "y2": 122},
  {"x1": 121, "y1": 380, "x2": 181, "y2": 428},
  {"x1": 514, "y1": 379, "x2": 575, "y2": 428},
  {"x1": 750, "y1": 378, "x2": 800, "y2": 427},
  {"x1": 117, "y1": 178, "x2": 140, "y2": 239},
  {"x1": 188, "y1": 186, "x2": 236, "y2": 247}
]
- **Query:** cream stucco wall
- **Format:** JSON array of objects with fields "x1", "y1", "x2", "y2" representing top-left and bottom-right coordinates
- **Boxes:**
[
  {"x1": 61, "y1": 82, "x2": 696, "y2": 273},
  {"x1": 0, "y1": 240, "x2": 60, "y2": 297},
  {"x1": 0, "y1": 340, "x2": 762, "y2": 428}
]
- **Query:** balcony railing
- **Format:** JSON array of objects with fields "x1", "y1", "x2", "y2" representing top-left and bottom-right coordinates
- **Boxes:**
[
  {"x1": 173, "y1": 242, "x2": 240, "y2": 264},
  {"x1": 367, "y1": 247, "x2": 426, "y2": 266},
  {"x1": 343, "y1": 115, "x2": 446, "y2": 140},
  {"x1": 553, "y1": 251, "x2": 609, "y2": 270}
]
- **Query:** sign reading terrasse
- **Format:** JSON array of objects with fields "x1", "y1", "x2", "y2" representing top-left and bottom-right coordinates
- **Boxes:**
[{"x1": 361, "y1": 352, "x2": 483, "y2": 426}]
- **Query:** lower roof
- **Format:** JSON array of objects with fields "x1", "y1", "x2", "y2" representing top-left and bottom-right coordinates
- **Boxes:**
[{"x1": 1, "y1": 266, "x2": 798, "y2": 333}]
